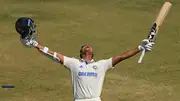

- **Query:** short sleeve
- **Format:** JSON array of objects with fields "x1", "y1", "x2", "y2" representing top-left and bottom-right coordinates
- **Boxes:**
[
  {"x1": 104, "y1": 58, "x2": 114, "y2": 71},
  {"x1": 99, "y1": 58, "x2": 114, "y2": 72},
  {"x1": 63, "y1": 56, "x2": 76, "y2": 69}
]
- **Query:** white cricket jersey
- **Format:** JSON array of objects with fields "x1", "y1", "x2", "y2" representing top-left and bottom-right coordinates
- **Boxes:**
[{"x1": 63, "y1": 56, "x2": 113, "y2": 100}]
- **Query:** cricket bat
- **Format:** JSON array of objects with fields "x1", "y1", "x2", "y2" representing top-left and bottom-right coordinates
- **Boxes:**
[{"x1": 138, "y1": 2, "x2": 172, "y2": 63}]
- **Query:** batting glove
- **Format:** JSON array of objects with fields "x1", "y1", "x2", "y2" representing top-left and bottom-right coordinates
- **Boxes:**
[
  {"x1": 138, "y1": 39, "x2": 155, "y2": 52},
  {"x1": 20, "y1": 36, "x2": 38, "y2": 47},
  {"x1": 20, "y1": 37, "x2": 32, "y2": 47},
  {"x1": 30, "y1": 39, "x2": 38, "y2": 47}
]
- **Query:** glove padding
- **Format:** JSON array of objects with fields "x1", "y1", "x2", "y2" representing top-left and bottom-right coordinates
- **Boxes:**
[
  {"x1": 20, "y1": 37, "x2": 38, "y2": 47},
  {"x1": 138, "y1": 39, "x2": 155, "y2": 52},
  {"x1": 30, "y1": 39, "x2": 38, "y2": 47},
  {"x1": 20, "y1": 37, "x2": 32, "y2": 47}
]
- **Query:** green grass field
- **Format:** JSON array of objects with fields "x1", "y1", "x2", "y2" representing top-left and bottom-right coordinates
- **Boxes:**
[{"x1": 0, "y1": 0, "x2": 180, "y2": 101}]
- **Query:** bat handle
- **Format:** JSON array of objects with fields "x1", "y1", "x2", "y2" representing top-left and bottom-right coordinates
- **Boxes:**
[{"x1": 138, "y1": 49, "x2": 146, "y2": 63}]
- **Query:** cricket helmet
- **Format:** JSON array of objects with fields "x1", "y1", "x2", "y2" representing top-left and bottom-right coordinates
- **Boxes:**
[{"x1": 15, "y1": 17, "x2": 36, "y2": 38}]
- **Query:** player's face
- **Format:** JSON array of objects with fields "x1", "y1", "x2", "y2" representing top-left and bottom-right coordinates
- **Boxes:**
[
  {"x1": 82, "y1": 44, "x2": 93, "y2": 53},
  {"x1": 80, "y1": 44, "x2": 94, "y2": 59}
]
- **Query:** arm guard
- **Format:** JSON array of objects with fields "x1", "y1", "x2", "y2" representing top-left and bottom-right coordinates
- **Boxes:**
[{"x1": 39, "y1": 46, "x2": 60, "y2": 62}]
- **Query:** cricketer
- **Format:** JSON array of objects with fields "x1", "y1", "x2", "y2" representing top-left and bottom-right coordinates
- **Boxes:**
[{"x1": 15, "y1": 17, "x2": 154, "y2": 101}]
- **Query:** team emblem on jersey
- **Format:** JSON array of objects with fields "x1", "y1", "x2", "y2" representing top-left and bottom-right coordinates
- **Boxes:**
[{"x1": 93, "y1": 65, "x2": 97, "y2": 70}]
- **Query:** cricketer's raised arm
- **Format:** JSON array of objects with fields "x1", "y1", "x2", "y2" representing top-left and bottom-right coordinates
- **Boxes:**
[
  {"x1": 15, "y1": 17, "x2": 66, "y2": 65},
  {"x1": 112, "y1": 47, "x2": 140, "y2": 67},
  {"x1": 112, "y1": 39, "x2": 154, "y2": 67},
  {"x1": 31, "y1": 39, "x2": 64, "y2": 64}
]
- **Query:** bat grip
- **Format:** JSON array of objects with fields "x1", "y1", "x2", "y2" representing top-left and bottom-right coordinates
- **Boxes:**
[{"x1": 138, "y1": 49, "x2": 146, "y2": 63}]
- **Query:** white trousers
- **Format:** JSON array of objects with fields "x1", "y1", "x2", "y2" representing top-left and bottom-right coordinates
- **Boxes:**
[{"x1": 75, "y1": 97, "x2": 101, "y2": 101}]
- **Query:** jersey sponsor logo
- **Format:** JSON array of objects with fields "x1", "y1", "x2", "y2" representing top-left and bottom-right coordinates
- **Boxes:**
[{"x1": 78, "y1": 72, "x2": 98, "y2": 77}]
